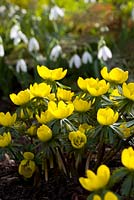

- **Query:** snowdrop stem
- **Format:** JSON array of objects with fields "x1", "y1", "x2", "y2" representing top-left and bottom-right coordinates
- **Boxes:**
[{"x1": 52, "y1": 21, "x2": 58, "y2": 33}]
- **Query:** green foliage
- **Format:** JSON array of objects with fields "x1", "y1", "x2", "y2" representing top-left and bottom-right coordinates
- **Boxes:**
[{"x1": 0, "y1": 65, "x2": 134, "y2": 199}]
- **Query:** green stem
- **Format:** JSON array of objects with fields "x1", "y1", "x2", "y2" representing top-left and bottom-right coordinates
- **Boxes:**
[
  {"x1": 94, "y1": 133, "x2": 105, "y2": 170},
  {"x1": 103, "y1": 140, "x2": 123, "y2": 163}
]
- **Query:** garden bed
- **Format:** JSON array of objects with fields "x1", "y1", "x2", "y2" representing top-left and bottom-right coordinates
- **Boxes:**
[{"x1": 0, "y1": 158, "x2": 88, "y2": 200}]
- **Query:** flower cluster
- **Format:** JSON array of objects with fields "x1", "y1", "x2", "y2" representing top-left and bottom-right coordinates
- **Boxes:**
[{"x1": 0, "y1": 65, "x2": 134, "y2": 198}]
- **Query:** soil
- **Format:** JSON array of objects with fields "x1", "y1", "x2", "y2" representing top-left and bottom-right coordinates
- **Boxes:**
[{"x1": 0, "y1": 157, "x2": 88, "y2": 200}]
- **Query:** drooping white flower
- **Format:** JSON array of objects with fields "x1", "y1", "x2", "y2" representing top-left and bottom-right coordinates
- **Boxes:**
[
  {"x1": 16, "y1": 59, "x2": 27, "y2": 73},
  {"x1": 8, "y1": 5, "x2": 19, "y2": 17},
  {"x1": 10, "y1": 24, "x2": 20, "y2": 40},
  {"x1": 131, "y1": 8, "x2": 134, "y2": 21},
  {"x1": 82, "y1": 51, "x2": 93, "y2": 64},
  {"x1": 69, "y1": 54, "x2": 81, "y2": 69},
  {"x1": 0, "y1": 6, "x2": 6, "y2": 14},
  {"x1": 98, "y1": 45, "x2": 112, "y2": 61},
  {"x1": 0, "y1": 36, "x2": 4, "y2": 57},
  {"x1": 84, "y1": 0, "x2": 96, "y2": 3},
  {"x1": 49, "y1": 5, "x2": 64, "y2": 21},
  {"x1": 28, "y1": 37, "x2": 40, "y2": 52},
  {"x1": 10, "y1": 24, "x2": 28, "y2": 45},
  {"x1": 50, "y1": 44, "x2": 62, "y2": 61}
]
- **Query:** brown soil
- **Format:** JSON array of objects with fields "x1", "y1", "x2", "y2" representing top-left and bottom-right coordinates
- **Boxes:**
[{"x1": 0, "y1": 158, "x2": 88, "y2": 200}]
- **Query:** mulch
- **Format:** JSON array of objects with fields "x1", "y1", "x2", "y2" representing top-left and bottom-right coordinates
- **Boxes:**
[{"x1": 0, "y1": 159, "x2": 88, "y2": 200}]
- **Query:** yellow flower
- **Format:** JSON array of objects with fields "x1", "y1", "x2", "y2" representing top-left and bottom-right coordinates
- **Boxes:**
[
  {"x1": 77, "y1": 77, "x2": 90, "y2": 91},
  {"x1": 69, "y1": 130, "x2": 87, "y2": 149},
  {"x1": 27, "y1": 125, "x2": 37, "y2": 136},
  {"x1": 48, "y1": 101, "x2": 74, "y2": 119},
  {"x1": 29, "y1": 82, "x2": 51, "y2": 98},
  {"x1": 97, "y1": 107, "x2": 119, "y2": 125},
  {"x1": 119, "y1": 122, "x2": 131, "y2": 138},
  {"x1": 121, "y1": 147, "x2": 134, "y2": 170},
  {"x1": 18, "y1": 152, "x2": 36, "y2": 178},
  {"x1": 109, "y1": 89, "x2": 121, "y2": 101},
  {"x1": 93, "y1": 195, "x2": 101, "y2": 200},
  {"x1": 37, "y1": 65, "x2": 67, "y2": 81},
  {"x1": 36, "y1": 110, "x2": 54, "y2": 124},
  {"x1": 0, "y1": 132, "x2": 11, "y2": 147},
  {"x1": 0, "y1": 112, "x2": 17, "y2": 126},
  {"x1": 86, "y1": 78, "x2": 109, "y2": 96},
  {"x1": 10, "y1": 89, "x2": 30, "y2": 105},
  {"x1": 79, "y1": 123, "x2": 93, "y2": 132},
  {"x1": 23, "y1": 152, "x2": 34, "y2": 160},
  {"x1": 101, "y1": 66, "x2": 128, "y2": 84},
  {"x1": 73, "y1": 97, "x2": 91, "y2": 112},
  {"x1": 37, "y1": 124, "x2": 52, "y2": 142},
  {"x1": 93, "y1": 191, "x2": 118, "y2": 200},
  {"x1": 122, "y1": 82, "x2": 134, "y2": 101},
  {"x1": 79, "y1": 165, "x2": 110, "y2": 191},
  {"x1": 57, "y1": 88, "x2": 74, "y2": 102}
]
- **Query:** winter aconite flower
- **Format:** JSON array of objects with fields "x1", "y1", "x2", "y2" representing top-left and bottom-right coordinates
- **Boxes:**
[
  {"x1": 36, "y1": 110, "x2": 54, "y2": 124},
  {"x1": 121, "y1": 147, "x2": 134, "y2": 170},
  {"x1": 93, "y1": 191, "x2": 118, "y2": 200},
  {"x1": 73, "y1": 97, "x2": 91, "y2": 112},
  {"x1": 19, "y1": 152, "x2": 36, "y2": 178},
  {"x1": 29, "y1": 82, "x2": 51, "y2": 98},
  {"x1": 48, "y1": 101, "x2": 74, "y2": 119},
  {"x1": 122, "y1": 82, "x2": 134, "y2": 101},
  {"x1": 37, "y1": 125, "x2": 52, "y2": 142},
  {"x1": 69, "y1": 54, "x2": 81, "y2": 69},
  {"x1": 10, "y1": 89, "x2": 30, "y2": 105},
  {"x1": 69, "y1": 130, "x2": 87, "y2": 149},
  {"x1": 57, "y1": 88, "x2": 74, "y2": 102},
  {"x1": 79, "y1": 165, "x2": 110, "y2": 191},
  {"x1": 119, "y1": 122, "x2": 131, "y2": 138},
  {"x1": 109, "y1": 89, "x2": 121, "y2": 102},
  {"x1": 0, "y1": 132, "x2": 11, "y2": 147},
  {"x1": 98, "y1": 45, "x2": 112, "y2": 61},
  {"x1": 77, "y1": 77, "x2": 90, "y2": 91},
  {"x1": 97, "y1": 107, "x2": 119, "y2": 125},
  {"x1": 37, "y1": 66, "x2": 67, "y2": 81},
  {"x1": 27, "y1": 125, "x2": 37, "y2": 136},
  {"x1": 86, "y1": 78, "x2": 109, "y2": 96},
  {"x1": 101, "y1": 67, "x2": 128, "y2": 84},
  {"x1": 0, "y1": 112, "x2": 16, "y2": 126}
]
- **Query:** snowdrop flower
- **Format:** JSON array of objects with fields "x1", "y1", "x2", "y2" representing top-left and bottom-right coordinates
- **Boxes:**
[
  {"x1": 0, "y1": 36, "x2": 4, "y2": 57},
  {"x1": 49, "y1": 5, "x2": 64, "y2": 21},
  {"x1": 16, "y1": 59, "x2": 27, "y2": 73},
  {"x1": 131, "y1": 8, "x2": 134, "y2": 21},
  {"x1": 69, "y1": 54, "x2": 81, "y2": 69},
  {"x1": 50, "y1": 44, "x2": 62, "y2": 61},
  {"x1": 98, "y1": 45, "x2": 112, "y2": 61},
  {"x1": 0, "y1": 6, "x2": 6, "y2": 14},
  {"x1": 10, "y1": 24, "x2": 28, "y2": 45},
  {"x1": 84, "y1": 0, "x2": 96, "y2": 3},
  {"x1": 28, "y1": 37, "x2": 40, "y2": 52},
  {"x1": 82, "y1": 51, "x2": 92, "y2": 64},
  {"x1": 8, "y1": 5, "x2": 19, "y2": 17}
]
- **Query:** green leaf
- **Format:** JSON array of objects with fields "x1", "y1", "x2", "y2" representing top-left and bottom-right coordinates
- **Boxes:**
[
  {"x1": 121, "y1": 174, "x2": 133, "y2": 197},
  {"x1": 108, "y1": 167, "x2": 129, "y2": 188}
]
